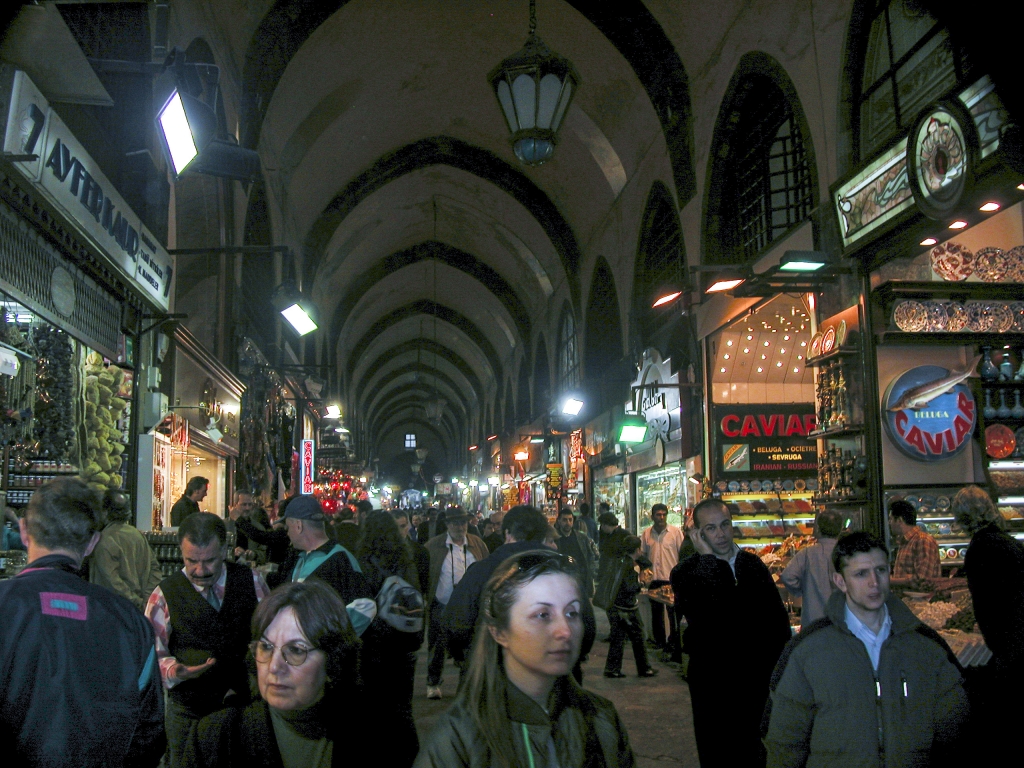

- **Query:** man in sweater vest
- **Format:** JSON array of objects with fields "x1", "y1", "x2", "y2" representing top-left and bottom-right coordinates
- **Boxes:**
[{"x1": 144, "y1": 512, "x2": 269, "y2": 768}]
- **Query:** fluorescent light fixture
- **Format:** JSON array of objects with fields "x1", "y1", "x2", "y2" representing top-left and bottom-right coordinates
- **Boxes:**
[
  {"x1": 948, "y1": 220, "x2": 968, "y2": 229},
  {"x1": 706, "y1": 276, "x2": 744, "y2": 294},
  {"x1": 281, "y1": 303, "x2": 318, "y2": 335},
  {"x1": 487, "y1": 434, "x2": 499, "y2": 441},
  {"x1": 779, "y1": 251, "x2": 830, "y2": 272},
  {"x1": 325, "y1": 404, "x2": 342, "y2": 419},
  {"x1": 652, "y1": 290, "x2": 682, "y2": 308},
  {"x1": 979, "y1": 202, "x2": 1001, "y2": 212},
  {"x1": 451, "y1": 478, "x2": 459, "y2": 484},
  {"x1": 618, "y1": 424, "x2": 648, "y2": 443},
  {"x1": 513, "y1": 450, "x2": 529, "y2": 461},
  {"x1": 157, "y1": 91, "x2": 199, "y2": 174},
  {"x1": 488, "y1": 476, "x2": 500, "y2": 486},
  {"x1": 562, "y1": 397, "x2": 584, "y2": 416},
  {"x1": 468, "y1": 444, "x2": 479, "y2": 451},
  {"x1": 530, "y1": 436, "x2": 545, "y2": 444},
  {"x1": 359, "y1": 476, "x2": 367, "y2": 483},
  {"x1": 469, "y1": 479, "x2": 479, "y2": 487},
  {"x1": 920, "y1": 237, "x2": 938, "y2": 246}
]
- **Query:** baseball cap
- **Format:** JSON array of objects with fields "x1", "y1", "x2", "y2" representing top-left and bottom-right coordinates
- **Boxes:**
[{"x1": 283, "y1": 496, "x2": 326, "y2": 521}]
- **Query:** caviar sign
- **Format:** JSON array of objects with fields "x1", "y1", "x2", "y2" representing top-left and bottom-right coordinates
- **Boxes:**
[
  {"x1": 882, "y1": 362, "x2": 977, "y2": 461},
  {"x1": 300, "y1": 439, "x2": 315, "y2": 495},
  {"x1": 713, "y1": 404, "x2": 817, "y2": 478}
]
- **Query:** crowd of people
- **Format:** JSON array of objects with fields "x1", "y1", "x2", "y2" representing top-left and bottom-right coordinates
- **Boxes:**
[{"x1": 2, "y1": 477, "x2": 1023, "y2": 767}]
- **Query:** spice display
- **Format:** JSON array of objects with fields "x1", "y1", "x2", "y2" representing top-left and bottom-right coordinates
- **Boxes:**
[
  {"x1": 32, "y1": 327, "x2": 76, "y2": 462},
  {"x1": 79, "y1": 351, "x2": 129, "y2": 492}
]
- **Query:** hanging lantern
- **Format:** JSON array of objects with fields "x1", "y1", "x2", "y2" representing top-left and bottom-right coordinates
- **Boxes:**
[{"x1": 489, "y1": 0, "x2": 580, "y2": 166}]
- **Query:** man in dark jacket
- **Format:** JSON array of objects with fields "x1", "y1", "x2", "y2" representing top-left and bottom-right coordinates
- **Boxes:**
[
  {"x1": 674, "y1": 498, "x2": 791, "y2": 767},
  {"x1": 145, "y1": 512, "x2": 270, "y2": 768},
  {"x1": 443, "y1": 505, "x2": 597, "y2": 683},
  {"x1": 170, "y1": 475, "x2": 208, "y2": 527},
  {"x1": 1, "y1": 478, "x2": 165, "y2": 767},
  {"x1": 553, "y1": 507, "x2": 598, "y2": 596},
  {"x1": 764, "y1": 531, "x2": 969, "y2": 767},
  {"x1": 603, "y1": 534, "x2": 657, "y2": 678},
  {"x1": 275, "y1": 496, "x2": 371, "y2": 605}
]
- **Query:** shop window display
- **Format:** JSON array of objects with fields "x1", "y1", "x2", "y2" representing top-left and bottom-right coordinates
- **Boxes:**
[{"x1": 636, "y1": 465, "x2": 684, "y2": 530}]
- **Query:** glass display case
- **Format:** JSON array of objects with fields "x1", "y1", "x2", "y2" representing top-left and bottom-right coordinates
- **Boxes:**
[{"x1": 636, "y1": 463, "x2": 684, "y2": 530}]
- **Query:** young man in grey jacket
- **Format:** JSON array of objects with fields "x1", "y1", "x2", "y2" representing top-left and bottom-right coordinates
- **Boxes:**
[{"x1": 764, "y1": 531, "x2": 969, "y2": 767}]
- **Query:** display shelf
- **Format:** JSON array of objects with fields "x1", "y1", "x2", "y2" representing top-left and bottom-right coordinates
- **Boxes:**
[
  {"x1": 812, "y1": 495, "x2": 871, "y2": 506},
  {"x1": 875, "y1": 281, "x2": 1024, "y2": 303},
  {"x1": 809, "y1": 425, "x2": 864, "y2": 438},
  {"x1": 807, "y1": 346, "x2": 862, "y2": 366},
  {"x1": 732, "y1": 513, "x2": 816, "y2": 521},
  {"x1": 879, "y1": 332, "x2": 1024, "y2": 346}
]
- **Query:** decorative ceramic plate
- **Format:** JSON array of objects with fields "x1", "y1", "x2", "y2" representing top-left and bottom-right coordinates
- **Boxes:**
[
  {"x1": 931, "y1": 242, "x2": 975, "y2": 281},
  {"x1": 974, "y1": 247, "x2": 1007, "y2": 282},
  {"x1": 750, "y1": 480, "x2": 762, "y2": 492},
  {"x1": 806, "y1": 478, "x2": 819, "y2": 491},
  {"x1": 740, "y1": 481, "x2": 750, "y2": 492},
  {"x1": 773, "y1": 480, "x2": 784, "y2": 491},
  {"x1": 763, "y1": 479, "x2": 775, "y2": 491},
  {"x1": 1005, "y1": 245, "x2": 1024, "y2": 283},
  {"x1": 926, "y1": 301, "x2": 948, "y2": 332},
  {"x1": 809, "y1": 332, "x2": 823, "y2": 358},
  {"x1": 782, "y1": 479, "x2": 795, "y2": 491},
  {"x1": 894, "y1": 300, "x2": 928, "y2": 332},
  {"x1": 716, "y1": 480, "x2": 728, "y2": 492},
  {"x1": 727, "y1": 480, "x2": 740, "y2": 492},
  {"x1": 835, "y1": 319, "x2": 847, "y2": 348},
  {"x1": 985, "y1": 423, "x2": 1016, "y2": 459},
  {"x1": 990, "y1": 302, "x2": 1014, "y2": 333},
  {"x1": 794, "y1": 478, "x2": 807, "y2": 491},
  {"x1": 947, "y1": 548, "x2": 960, "y2": 560},
  {"x1": 821, "y1": 326, "x2": 837, "y2": 354},
  {"x1": 1010, "y1": 302, "x2": 1024, "y2": 332},
  {"x1": 936, "y1": 495, "x2": 950, "y2": 510},
  {"x1": 966, "y1": 302, "x2": 994, "y2": 332},
  {"x1": 946, "y1": 302, "x2": 968, "y2": 332}
]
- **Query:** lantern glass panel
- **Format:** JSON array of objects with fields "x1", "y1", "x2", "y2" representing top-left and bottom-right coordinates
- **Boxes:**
[
  {"x1": 496, "y1": 80, "x2": 518, "y2": 132},
  {"x1": 551, "y1": 79, "x2": 573, "y2": 132},
  {"x1": 512, "y1": 73, "x2": 537, "y2": 129},
  {"x1": 537, "y1": 73, "x2": 562, "y2": 129}
]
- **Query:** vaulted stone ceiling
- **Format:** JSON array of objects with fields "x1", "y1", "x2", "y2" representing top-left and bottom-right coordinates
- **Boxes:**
[{"x1": 223, "y1": 1, "x2": 693, "y2": 476}]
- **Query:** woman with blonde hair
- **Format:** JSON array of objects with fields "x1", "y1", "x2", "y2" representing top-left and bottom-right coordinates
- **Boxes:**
[{"x1": 415, "y1": 549, "x2": 634, "y2": 767}]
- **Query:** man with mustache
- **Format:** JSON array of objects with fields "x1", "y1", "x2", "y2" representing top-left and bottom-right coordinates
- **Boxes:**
[{"x1": 145, "y1": 512, "x2": 270, "y2": 768}]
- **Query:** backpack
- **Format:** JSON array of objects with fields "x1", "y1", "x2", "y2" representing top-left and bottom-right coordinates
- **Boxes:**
[{"x1": 375, "y1": 574, "x2": 425, "y2": 633}]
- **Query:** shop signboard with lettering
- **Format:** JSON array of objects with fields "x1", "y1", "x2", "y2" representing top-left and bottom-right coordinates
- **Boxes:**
[
  {"x1": 546, "y1": 463, "x2": 563, "y2": 491},
  {"x1": 300, "y1": 439, "x2": 315, "y2": 495},
  {"x1": 2, "y1": 70, "x2": 173, "y2": 310},
  {"x1": 712, "y1": 404, "x2": 817, "y2": 478},
  {"x1": 881, "y1": 362, "x2": 977, "y2": 461}
]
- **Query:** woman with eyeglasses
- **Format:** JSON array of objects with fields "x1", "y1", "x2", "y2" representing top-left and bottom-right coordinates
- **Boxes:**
[
  {"x1": 181, "y1": 580, "x2": 360, "y2": 767},
  {"x1": 415, "y1": 550, "x2": 636, "y2": 767}
]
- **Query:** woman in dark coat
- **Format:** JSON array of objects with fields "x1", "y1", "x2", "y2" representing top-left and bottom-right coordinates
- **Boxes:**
[{"x1": 181, "y1": 580, "x2": 360, "y2": 768}]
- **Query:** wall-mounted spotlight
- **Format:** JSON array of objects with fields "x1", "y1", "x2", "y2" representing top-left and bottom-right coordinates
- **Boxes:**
[
  {"x1": 561, "y1": 396, "x2": 584, "y2": 416},
  {"x1": 272, "y1": 283, "x2": 318, "y2": 336},
  {"x1": 617, "y1": 415, "x2": 648, "y2": 443},
  {"x1": 325, "y1": 404, "x2": 342, "y2": 419}
]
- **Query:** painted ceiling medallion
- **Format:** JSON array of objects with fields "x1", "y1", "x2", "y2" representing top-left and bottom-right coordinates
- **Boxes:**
[{"x1": 909, "y1": 106, "x2": 971, "y2": 219}]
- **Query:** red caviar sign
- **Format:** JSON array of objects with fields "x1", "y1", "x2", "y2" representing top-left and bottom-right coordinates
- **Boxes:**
[
  {"x1": 300, "y1": 439, "x2": 315, "y2": 495},
  {"x1": 882, "y1": 365, "x2": 976, "y2": 461}
]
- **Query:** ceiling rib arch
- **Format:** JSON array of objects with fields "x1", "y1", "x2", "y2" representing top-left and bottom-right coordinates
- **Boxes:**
[
  {"x1": 369, "y1": 396, "x2": 461, "y2": 440},
  {"x1": 358, "y1": 363, "x2": 477, "y2": 421},
  {"x1": 240, "y1": 1, "x2": 695, "y2": 207},
  {"x1": 345, "y1": 300, "x2": 504, "y2": 385},
  {"x1": 365, "y1": 382, "x2": 468, "y2": 424},
  {"x1": 303, "y1": 136, "x2": 582, "y2": 313},
  {"x1": 353, "y1": 339, "x2": 484, "y2": 407},
  {"x1": 372, "y1": 412, "x2": 456, "y2": 456},
  {"x1": 329, "y1": 241, "x2": 532, "y2": 356}
]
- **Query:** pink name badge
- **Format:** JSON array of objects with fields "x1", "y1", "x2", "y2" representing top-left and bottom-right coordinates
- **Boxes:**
[{"x1": 40, "y1": 592, "x2": 88, "y2": 620}]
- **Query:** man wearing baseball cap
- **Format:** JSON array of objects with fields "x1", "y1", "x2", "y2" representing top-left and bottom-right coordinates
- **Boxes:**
[{"x1": 276, "y1": 495, "x2": 371, "y2": 606}]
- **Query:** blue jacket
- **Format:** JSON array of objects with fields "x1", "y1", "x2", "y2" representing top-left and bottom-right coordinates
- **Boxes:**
[{"x1": 0, "y1": 554, "x2": 165, "y2": 767}]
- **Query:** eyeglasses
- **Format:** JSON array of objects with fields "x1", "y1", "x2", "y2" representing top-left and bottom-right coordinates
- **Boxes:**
[{"x1": 250, "y1": 639, "x2": 318, "y2": 667}]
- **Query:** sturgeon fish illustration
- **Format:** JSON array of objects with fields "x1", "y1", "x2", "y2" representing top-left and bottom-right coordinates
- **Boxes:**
[{"x1": 887, "y1": 355, "x2": 981, "y2": 411}]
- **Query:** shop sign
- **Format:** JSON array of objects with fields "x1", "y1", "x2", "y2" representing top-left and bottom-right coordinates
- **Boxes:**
[
  {"x1": 626, "y1": 349, "x2": 681, "y2": 442},
  {"x1": 435, "y1": 482, "x2": 453, "y2": 495},
  {"x1": 882, "y1": 362, "x2": 977, "y2": 462},
  {"x1": 2, "y1": 70, "x2": 172, "y2": 310},
  {"x1": 300, "y1": 439, "x2": 315, "y2": 495},
  {"x1": 569, "y1": 429, "x2": 583, "y2": 482},
  {"x1": 712, "y1": 404, "x2": 817, "y2": 477},
  {"x1": 546, "y1": 463, "x2": 563, "y2": 491}
]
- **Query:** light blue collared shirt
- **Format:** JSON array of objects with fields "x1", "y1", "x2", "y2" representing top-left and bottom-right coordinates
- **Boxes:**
[{"x1": 844, "y1": 602, "x2": 892, "y2": 671}]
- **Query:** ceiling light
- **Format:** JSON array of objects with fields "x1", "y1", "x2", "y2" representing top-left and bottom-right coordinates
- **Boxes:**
[
  {"x1": 761, "y1": 354, "x2": 767, "y2": 360},
  {"x1": 1018, "y1": 183, "x2": 1024, "y2": 191},
  {"x1": 797, "y1": 355, "x2": 803, "y2": 360},
  {"x1": 776, "y1": 362, "x2": 783, "y2": 367},
  {"x1": 489, "y1": 0, "x2": 579, "y2": 165},
  {"x1": 325, "y1": 404, "x2": 342, "y2": 419},
  {"x1": 980, "y1": 202, "x2": 1001, "y2": 212},
  {"x1": 513, "y1": 449, "x2": 529, "y2": 461},
  {"x1": 706, "y1": 277, "x2": 745, "y2": 294},
  {"x1": 757, "y1": 367, "x2": 763, "y2": 373},
  {"x1": 726, "y1": 340, "x2": 734, "y2": 346},
  {"x1": 920, "y1": 237, "x2": 938, "y2": 246},
  {"x1": 723, "y1": 354, "x2": 730, "y2": 360},
  {"x1": 469, "y1": 479, "x2": 479, "y2": 486},
  {"x1": 487, "y1": 434, "x2": 499, "y2": 441},
  {"x1": 156, "y1": 88, "x2": 260, "y2": 181},
  {"x1": 720, "y1": 367, "x2": 727, "y2": 373},
  {"x1": 779, "y1": 250, "x2": 830, "y2": 272},
  {"x1": 562, "y1": 397, "x2": 584, "y2": 416},
  {"x1": 618, "y1": 415, "x2": 648, "y2": 444},
  {"x1": 530, "y1": 436, "x2": 545, "y2": 443},
  {"x1": 488, "y1": 476, "x2": 500, "y2": 486},
  {"x1": 280, "y1": 304, "x2": 318, "y2": 336},
  {"x1": 743, "y1": 348, "x2": 750, "y2": 353},
  {"x1": 784, "y1": 335, "x2": 790, "y2": 340},
  {"x1": 800, "y1": 341, "x2": 807, "y2": 347},
  {"x1": 652, "y1": 290, "x2": 682, "y2": 308},
  {"x1": 764, "y1": 341, "x2": 770, "y2": 346},
  {"x1": 948, "y1": 220, "x2": 968, "y2": 229},
  {"x1": 780, "y1": 349, "x2": 786, "y2": 354},
  {"x1": 469, "y1": 444, "x2": 479, "y2": 450},
  {"x1": 793, "y1": 367, "x2": 800, "y2": 373},
  {"x1": 746, "y1": 335, "x2": 753, "y2": 340}
]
